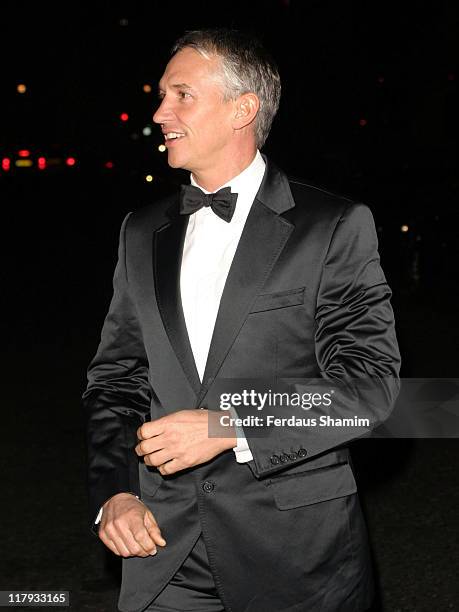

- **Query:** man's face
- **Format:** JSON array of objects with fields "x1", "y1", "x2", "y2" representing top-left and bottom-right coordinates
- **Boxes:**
[{"x1": 153, "y1": 47, "x2": 236, "y2": 174}]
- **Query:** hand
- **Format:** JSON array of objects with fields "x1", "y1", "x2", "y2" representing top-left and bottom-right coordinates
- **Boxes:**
[
  {"x1": 135, "y1": 409, "x2": 236, "y2": 476},
  {"x1": 98, "y1": 492, "x2": 166, "y2": 557}
]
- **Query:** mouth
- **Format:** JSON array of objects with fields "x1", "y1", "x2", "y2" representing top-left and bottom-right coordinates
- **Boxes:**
[{"x1": 163, "y1": 131, "x2": 186, "y2": 146}]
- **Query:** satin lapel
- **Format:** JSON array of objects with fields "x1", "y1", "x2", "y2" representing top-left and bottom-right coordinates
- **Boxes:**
[
  {"x1": 153, "y1": 213, "x2": 201, "y2": 396},
  {"x1": 197, "y1": 200, "x2": 294, "y2": 406}
]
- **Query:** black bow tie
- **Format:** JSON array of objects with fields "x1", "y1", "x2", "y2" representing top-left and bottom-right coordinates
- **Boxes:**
[{"x1": 179, "y1": 185, "x2": 238, "y2": 223}]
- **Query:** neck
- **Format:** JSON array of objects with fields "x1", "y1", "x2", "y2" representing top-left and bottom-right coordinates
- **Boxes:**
[{"x1": 191, "y1": 147, "x2": 257, "y2": 192}]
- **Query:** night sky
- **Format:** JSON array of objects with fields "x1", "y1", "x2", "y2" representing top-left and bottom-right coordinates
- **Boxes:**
[{"x1": 2, "y1": 1, "x2": 458, "y2": 179}]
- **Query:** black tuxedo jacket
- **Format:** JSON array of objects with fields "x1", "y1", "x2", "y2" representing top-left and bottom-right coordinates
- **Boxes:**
[{"x1": 83, "y1": 156, "x2": 401, "y2": 612}]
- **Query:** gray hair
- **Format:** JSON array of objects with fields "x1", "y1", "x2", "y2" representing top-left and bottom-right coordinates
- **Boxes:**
[{"x1": 171, "y1": 29, "x2": 281, "y2": 149}]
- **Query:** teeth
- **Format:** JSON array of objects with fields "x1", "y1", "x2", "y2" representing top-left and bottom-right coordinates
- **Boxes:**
[{"x1": 165, "y1": 132, "x2": 185, "y2": 140}]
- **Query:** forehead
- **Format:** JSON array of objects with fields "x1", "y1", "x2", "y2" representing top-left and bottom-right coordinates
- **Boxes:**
[{"x1": 159, "y1": 47, "x2": 222, "y2": 89}]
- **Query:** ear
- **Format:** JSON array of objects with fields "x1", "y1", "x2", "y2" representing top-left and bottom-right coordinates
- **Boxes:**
[{"x1": 232, "y1": 93, "x2": 260, "y2": 130}]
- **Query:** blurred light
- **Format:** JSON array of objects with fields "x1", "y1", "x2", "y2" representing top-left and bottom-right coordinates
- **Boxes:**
[
  {"x1": 66, "y1": 157, "x2": 76, "y2": 166},
  {"x1": 359, "y1": 119, "x2": 367, "y2": 127},
  {"x1": 130, "y1": 133, "x2": 139, "y2": 140},
  {"x1": 143, "y1": 84, "x2": 152, "y2": 93},
  {"x1": 119, "y1": 18, "x2": 129, "y2": 26},
  {"x1": 377, "y1": 76, "x2": 385, "y2": 84},
  {"x1": 143, "y1": 126, "x2": 152, "y2": 136},
  {"x1": 145, "y1": 174, "x2": 153, "y2": 182},
  {"x1": 18, "y1": 149, "x2": 30, "y2": 157},
  {"x1": 401, "y1": 225, "x2": 409, "y2": 233},
  {"x1": 158, "y1": 144, "x2": 166, "y2": 152},
  {"x1": 447, "y1": 73, "x2": 455, "y2": 81},
  {"x1": 105, "y1": 161, "x2": 114, "y2": 169},
  {"x1": 37, "y1": 157, "x2": 46, "y2": 170},
  {"x1": 2, "y1": 158, "x2": 11, "y2": 171},
  {"x1": 15, "y1": 159, "x2": 33, "y2": 167},
  {"x1": 120, "y1": 112, "x2": 129, "y2": 122},
  {"x1": 17, "y1": 83, "x2": 27, "y2": 94}
]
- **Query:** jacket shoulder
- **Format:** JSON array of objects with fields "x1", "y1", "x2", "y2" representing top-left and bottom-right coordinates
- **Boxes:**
[
  {"x1": 287, "y1": 176, "x2": 359, "y2": 217},
  {"x1": 125, "y1": 190, "x2": 180, "y2": 236},
  {"x1": 285, "y1": 177, "x2": 377, "y2": 244}
]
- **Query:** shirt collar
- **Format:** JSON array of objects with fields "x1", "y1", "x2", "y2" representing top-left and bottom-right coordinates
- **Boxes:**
[
  {"x1": 190, "y1": 150, "x2": 265, "y2": 195},
  {"x1": 189, "y1": 150, "x2": 266, "y2": 224}
]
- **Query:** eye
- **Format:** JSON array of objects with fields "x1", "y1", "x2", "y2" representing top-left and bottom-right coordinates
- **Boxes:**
[{"x1": 179, "y1": 91, "x2": 191, "y2": 100}]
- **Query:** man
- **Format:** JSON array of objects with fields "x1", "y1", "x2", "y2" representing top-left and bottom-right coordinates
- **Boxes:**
[{"x1": 83, "y1": 29, "x2": 400, "y2": 612}]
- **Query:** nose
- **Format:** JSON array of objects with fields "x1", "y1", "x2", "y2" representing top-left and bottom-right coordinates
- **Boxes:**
[{"x1": 153, "y1": 97, "x2": 173, "y2": 125}]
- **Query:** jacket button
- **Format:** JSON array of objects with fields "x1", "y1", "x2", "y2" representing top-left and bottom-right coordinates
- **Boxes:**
[
  {"x1": 202, "y1": 480, "x2": 215, "y2": 493},
  {"x1": 289, "y1": 452, "x2": 298, "y2": 460},
  {"x1": 297, "y1": 448, "x2": 308, "y2": 458},
  {"x1": 280, "y1": 453, "x2": 290, "y2": 463},
  {"x1": 270, "y1": 455, "x2": 281, "y2": 465}
]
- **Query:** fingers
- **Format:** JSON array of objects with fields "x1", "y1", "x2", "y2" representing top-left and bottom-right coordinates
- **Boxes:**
[
  {"x1": 98, "y1": 531, "x2": 122, "y2": 556},
  {"x1": 99, "y1": 529, "x2": 130, "y2": 557},
  {"x1": 135, "y1": 437, "x2": 166, "y2": 458},
  {"x1": 144, "y1": 511, "x2": 167, "y2": 547},
  {"x1": 158, "y1": 459, "x2": 181, "y2": 476},
  {"x1": 143, "y1": 449, "x2": 172, "y2": 467},
  {"x1": 118, "y1": 521, "x2": 157, "y2": 557},
  {"x1": 136, "y1": 410, "x2": 190, "y2": 441},
  {"x1": 137, "y1": 418, "x2": 166, "y2": 441}
]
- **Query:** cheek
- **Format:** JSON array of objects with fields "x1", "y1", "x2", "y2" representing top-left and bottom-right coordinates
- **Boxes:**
[{"x1": 205, "y1": 114, "x2": 232, "y2": 145}]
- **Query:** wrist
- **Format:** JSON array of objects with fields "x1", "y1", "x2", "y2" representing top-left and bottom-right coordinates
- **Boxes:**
[{"x1": 104, "y1": 492, "x2": 140, "y2": 507}]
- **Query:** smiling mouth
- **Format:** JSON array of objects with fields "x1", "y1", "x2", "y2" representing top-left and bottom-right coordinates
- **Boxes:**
[{"x1": 164, "y1": 132, "x2": 185, "y2": 141}]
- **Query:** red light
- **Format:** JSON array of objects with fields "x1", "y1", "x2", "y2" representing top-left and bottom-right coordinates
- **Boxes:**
[
  {"x1": 2, "y1": 158, "x2": 11, "y2": 171},
  {"x1": 359, "y1": 119, "x2": 368, "y2": 127},
  {"x1": 66, "y1": 157, "x2": 76, "y2": 166},
  {"x1": 38, "y1": 157, "x2": 46, "y2": 170},
  {"x1": 18, "y1": 149, "x2": 30, "y2": 157},
  {"x1": 120, "y1": 112, "x2": 129, "y2": 122},
  {"x1": 447, "y1": 73, "x2": 455, "y2": 81},
  {"x1": 104, "y1": 161, "x2": 114, "y2": 169}
]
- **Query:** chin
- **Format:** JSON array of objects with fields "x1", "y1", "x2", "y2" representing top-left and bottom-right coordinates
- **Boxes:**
[{"x1": 167, "y1": 152, "x2": 187, "y2": 170}]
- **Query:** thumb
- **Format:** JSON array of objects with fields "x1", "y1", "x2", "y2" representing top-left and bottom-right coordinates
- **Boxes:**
[{"x1": 144, "y1": 510, "x2": 167, "y2": 546}]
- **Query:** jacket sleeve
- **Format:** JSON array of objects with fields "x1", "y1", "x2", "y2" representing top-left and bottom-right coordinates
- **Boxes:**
[
  {"x1": 82, "y1": 213, "x2": 151, "y2": 524},
  {"x1": 236, "y1": 202, "x2": 401, "y2": 478}
]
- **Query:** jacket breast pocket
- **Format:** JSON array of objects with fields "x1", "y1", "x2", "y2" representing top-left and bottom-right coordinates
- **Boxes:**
[
  {"x1": 268, "y1": 462, "x2": 357, "y2": 510},
  {"x1": 250, "y1": 286, "x2": 306, "y2": 314}
]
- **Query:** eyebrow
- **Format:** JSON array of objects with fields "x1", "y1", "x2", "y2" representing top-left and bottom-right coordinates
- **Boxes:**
[{"x1": 158, "y1": 82, "x2": 194, "y2": 92}]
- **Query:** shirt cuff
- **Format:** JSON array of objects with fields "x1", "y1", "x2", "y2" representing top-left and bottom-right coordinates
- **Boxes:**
[
  {"x1": 229, "y1": 406, "x2": 254, "y2": 463},
  {"x1": 95, "y1": 506, "x2": 103, "y2": 525}
]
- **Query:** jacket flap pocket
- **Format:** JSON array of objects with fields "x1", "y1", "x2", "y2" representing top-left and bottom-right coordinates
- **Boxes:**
[
  {"x1": 269, "y1": 462, "x2": 357, "y2": 510},
  {"x1": 250, "y1": 287, "x2": 305, "y2": 313}
]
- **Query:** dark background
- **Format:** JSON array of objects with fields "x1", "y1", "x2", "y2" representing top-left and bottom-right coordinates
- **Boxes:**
[{"x1": 1, "y1": 1, "x2": 458, "y2": 610}]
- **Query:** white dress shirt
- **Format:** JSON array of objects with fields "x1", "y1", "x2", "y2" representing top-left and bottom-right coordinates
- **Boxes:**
[{"x1": 180, "y1": 150, "x2": 266, "y2": 463}]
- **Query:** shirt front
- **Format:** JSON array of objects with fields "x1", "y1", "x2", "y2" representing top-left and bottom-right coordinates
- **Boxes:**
[{"x1": 180, "y1": 150, "x2": 266, "y2": 463}]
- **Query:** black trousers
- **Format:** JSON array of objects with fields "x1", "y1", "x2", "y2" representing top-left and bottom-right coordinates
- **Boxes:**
[{"x1": 145, "y1": 535, "x2": 225, "y2": 611}]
